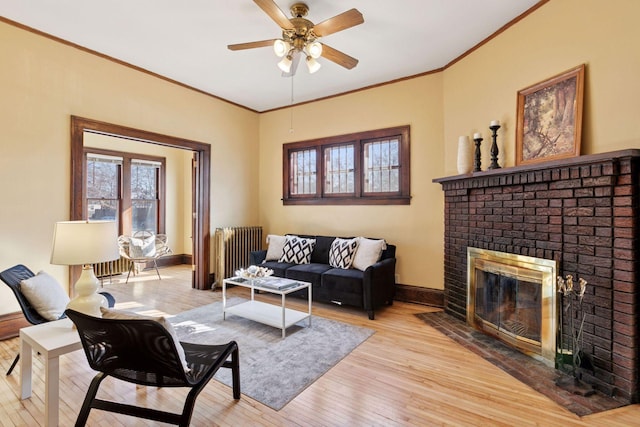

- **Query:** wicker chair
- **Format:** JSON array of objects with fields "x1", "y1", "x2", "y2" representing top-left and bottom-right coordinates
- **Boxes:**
[
  {"x1": 66, "y1": 309, "x2": 240, "y2": 426},
  {"x1": 117, "y1": 230, "x2": 172, "y2": 283},
  {"x1": 0, "y1": 264, "x2": 114, "y2": 375}
]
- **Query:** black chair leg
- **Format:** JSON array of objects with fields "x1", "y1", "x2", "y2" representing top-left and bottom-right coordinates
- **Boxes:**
[
  {"x1": 6, "y1": 353, "x2": 19, "y2": 376},
  {"x1": 75, "y1": 372, "x2": 107, "y2": 427},
  {"x1": 231, "y1": 346, "x2": 241, "y2": 399}
]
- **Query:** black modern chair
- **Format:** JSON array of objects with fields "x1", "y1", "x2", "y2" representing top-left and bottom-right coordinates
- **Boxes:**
[
  {"x1": 0, "y1": 264, "x2": 115, "y2": 375},
  {"x1": 65, "y1": 309, "x2": 240, "y2": 427}
]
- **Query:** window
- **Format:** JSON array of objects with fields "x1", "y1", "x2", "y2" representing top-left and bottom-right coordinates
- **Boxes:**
[
  {"x1": 85, "y1": 148, "x2": 165, "y2": 235},
  {"x1": 131, "y1": 160, "x2": 161, "y2": 233},
  {"x1": 87, "y1": 154, "x2": 121, "y2": 226},
  {"x1": 283, "y1": 126, "x2": 410, "y2": 205}
]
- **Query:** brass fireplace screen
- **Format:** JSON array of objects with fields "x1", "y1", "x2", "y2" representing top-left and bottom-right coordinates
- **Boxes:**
[{"x1": 467, "y1": 248, "x2": 557, "y2": 366}]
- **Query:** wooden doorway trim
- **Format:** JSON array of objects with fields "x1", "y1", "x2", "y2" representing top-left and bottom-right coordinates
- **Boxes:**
[{"x1": 70, "y1": 116, "x2": 211, "y2": 290}]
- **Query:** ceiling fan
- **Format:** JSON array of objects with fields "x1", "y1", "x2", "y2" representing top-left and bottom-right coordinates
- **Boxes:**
[{"x1": 228, "y1": 0, "x2": 364, "y2": 76}]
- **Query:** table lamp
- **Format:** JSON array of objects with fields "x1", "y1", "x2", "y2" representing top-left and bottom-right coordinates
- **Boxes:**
[{"x1": 50, "y1": 220, "x2": 119, "y2": 317}]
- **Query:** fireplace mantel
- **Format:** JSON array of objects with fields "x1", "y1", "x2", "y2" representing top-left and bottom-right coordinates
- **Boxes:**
[
  {"x1": 434, "y1": 149, "x2": 640, "y2": 403},
  {"x1": 434, "y1": 149, "x2": 640, "y2": 184}
]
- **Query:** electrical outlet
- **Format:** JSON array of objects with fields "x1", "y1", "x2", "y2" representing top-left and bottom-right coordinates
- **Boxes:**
[{"x1": 395, "y1": 274, "x2": 400, "y2": 283}]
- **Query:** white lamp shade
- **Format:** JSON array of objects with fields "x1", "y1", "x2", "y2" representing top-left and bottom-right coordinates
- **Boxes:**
[
  {"x1": 51, "y1": 220, "x2": 119, "y2": 266},
  {"x1": 278, "y1": 55, "x2": 292, "y2": 73},
  {"x1": 273, "y1": 39, "x2": 290, "y2": 57},
  {"x1": 306, "y1": 56, "x2": 321, "y2": 74},
  {"x1": 306, "y1": 41, "x2": 322, "y2": 59}
]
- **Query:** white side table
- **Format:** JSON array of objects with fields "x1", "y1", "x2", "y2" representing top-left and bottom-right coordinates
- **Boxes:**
[{"x1": 20, "y1": 318, "x2": 82, "y2": 427}]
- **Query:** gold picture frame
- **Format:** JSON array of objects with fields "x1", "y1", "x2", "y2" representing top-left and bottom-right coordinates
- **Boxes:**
[{"x1": 515, "y1": 64, "x2": 585, "y2": 165}]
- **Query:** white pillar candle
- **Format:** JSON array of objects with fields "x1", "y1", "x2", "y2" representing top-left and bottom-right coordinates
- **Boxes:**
[
  {"x1": 457, "y1": 136, "x2": 472, "y2": 174},
  {"x1": 473, "y1": 132, "x2": 482, "y2": 139},
  {"x1": 490, "y1": 120, "x2": 500, "y2": 127}
]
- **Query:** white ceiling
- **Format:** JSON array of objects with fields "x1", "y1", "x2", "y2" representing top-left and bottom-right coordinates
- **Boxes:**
[{"x1": 0, "y1": 0, "x2": 541, "y2": 112}]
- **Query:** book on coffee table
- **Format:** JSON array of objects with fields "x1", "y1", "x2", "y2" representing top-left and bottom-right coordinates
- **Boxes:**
[{"x1": 256, "y1": 277, "x2": 300, "y2": 290}]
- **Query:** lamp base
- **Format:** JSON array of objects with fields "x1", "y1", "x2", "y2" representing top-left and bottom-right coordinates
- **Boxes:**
[{"x1": 66, "y1": 265, "x2": 107, "y2": 317}]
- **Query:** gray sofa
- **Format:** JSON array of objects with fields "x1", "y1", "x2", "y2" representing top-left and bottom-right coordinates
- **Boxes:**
[{"x1": 249, "y1": 235, "x2": 396, "y2": 320}]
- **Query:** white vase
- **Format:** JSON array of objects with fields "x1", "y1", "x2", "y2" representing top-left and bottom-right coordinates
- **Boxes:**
[{"x1": 457, "y1": 136, "x2": 473, "y2": 174}]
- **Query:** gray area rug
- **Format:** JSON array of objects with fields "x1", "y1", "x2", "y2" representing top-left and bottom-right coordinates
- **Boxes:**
[{"x1": 169, "y1": 298, "x2": 374, "y2": 410}]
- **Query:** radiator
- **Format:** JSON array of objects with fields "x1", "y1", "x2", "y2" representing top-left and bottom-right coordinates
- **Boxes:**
[
  {"x1": 94, "y1": 257, "x2": 130, "y2": 278},
  {"x1": 214, "y1": 226, "x2": 263, "y2": 288}
]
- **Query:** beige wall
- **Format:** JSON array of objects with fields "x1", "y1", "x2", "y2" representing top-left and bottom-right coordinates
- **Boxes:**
[
  {"x1": 1, "y1": 0, "x2": 639, "y2": 316},
  {"x1": 258, "y1": 0, "x2": 640, "y2": 291},
  {"x1": 258, "y1": 76, "x2": 445, "y2": 288},
  {"x1": 0, "y1": 21, "x2": 259, "y2": 314},
  {"x1": 443, "y1": 0, "x2": 640, "y2": 173}
]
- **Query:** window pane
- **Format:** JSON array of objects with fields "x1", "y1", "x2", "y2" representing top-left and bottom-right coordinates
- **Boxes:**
[
  {"x1": 324, "y1": 144, "x2": 354, "y2": 194},
  {"x1": 131, "y1": 161, "x2": 159, "y2": 233},
  {"x1": 364, "y1": 138, "x2": 400, "y2": 193},
  {"x1": 290, "y1": 149, "x2": 317, "y2": 195},
  {"x1": 131, "y1": 162, "x2": 158, "y2": 200},
  {"x1": 87, "y1": 199, "x2": 119, "y2": 223},
  {"x1": 87, "y1": 159, "x2": 119, "y2": 199},
  {"x1": 132, "y1": 200, "x2": 158, "y2": 234}
]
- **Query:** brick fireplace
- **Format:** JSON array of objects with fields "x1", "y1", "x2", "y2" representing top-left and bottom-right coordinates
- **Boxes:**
[{"x1": 434, "y1": 149, "x2": 640, "y2": 403}]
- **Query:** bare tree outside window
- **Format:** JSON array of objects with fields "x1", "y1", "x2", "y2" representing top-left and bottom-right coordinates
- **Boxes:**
[
  {"x1": 87, "y1": 156, "x2": 120, "y2": 226},
  {"x1": 131, "y1": 161, "x2": 160, "y2": 234},
  {"x1": 283, "y1": 126, "x2": 410, "y2": 205},
  {"x1": 85, "y1": 149, "x2": 165, "y2": 235},
  {"x1": 290, "y1": 149, "x2": 317, "y2": 195},
  {"x1": 324, "y1": 144, "x2": 355, "y2": 194}
]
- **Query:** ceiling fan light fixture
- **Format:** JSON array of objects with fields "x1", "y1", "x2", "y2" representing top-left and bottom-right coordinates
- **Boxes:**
[
  {"x1": 273, "y1": 39, "x2": 290, "y2": 57},
  {"x1": 278, "y1": 54, "x2": 293, "y2": 73},
  {"x1": 306, "y1": 56, "x2": 321, "y2": 74},
  {"x1": 306, "y1": 41, "x2": 323, "y2": 59}
]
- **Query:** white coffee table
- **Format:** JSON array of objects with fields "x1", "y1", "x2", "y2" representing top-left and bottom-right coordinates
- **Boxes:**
[
  {"x1": 223, "y1": 276, "x2": 312, "y2": 338},
  {"x1": 20, "y1": 318, "x2": 82, "y2": 427}
]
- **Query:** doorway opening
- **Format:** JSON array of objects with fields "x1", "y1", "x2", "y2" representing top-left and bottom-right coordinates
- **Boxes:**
[{"x1": 70, "y1": 116, "x2": 211, "y2": 290}]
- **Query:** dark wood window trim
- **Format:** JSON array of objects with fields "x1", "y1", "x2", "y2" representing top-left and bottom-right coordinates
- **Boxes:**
[
  {"x1": 84, "y1": 147, "x2": 166, "y2": 236},
  {"x1": 282, "y1": 125, "x2": 411, "y2": 205}
]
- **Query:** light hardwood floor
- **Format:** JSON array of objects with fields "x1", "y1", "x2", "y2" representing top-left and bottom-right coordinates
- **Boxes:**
[{"x1": 1, "y1": 265, "x2": 639, "y2": 426}]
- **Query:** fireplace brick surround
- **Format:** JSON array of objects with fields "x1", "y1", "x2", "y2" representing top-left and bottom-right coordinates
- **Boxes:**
[{"x1": 434, "y1": 149, "x2": 640, "y2": 404}]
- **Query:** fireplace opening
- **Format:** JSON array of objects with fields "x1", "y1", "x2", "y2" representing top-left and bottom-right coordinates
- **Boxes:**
[{"x1": 467, "y1": 248, "x2": 557, "y2": 366}]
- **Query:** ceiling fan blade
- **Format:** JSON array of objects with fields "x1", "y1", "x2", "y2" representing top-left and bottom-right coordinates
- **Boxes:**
[
  {"x1": 281, "y1": 50, "x2": 302, "y2": 78},
  {"x1": 320, "y1": 43, "x2": 359, "y2": 69},
  {"x1": 254, "y1": 0, "x2": 294, "y2": 30},
  {"x1": 228, "y1": 39, "x2": 277, "y2": 51},
  {"x1": 313, "y1": 8, "x2": 364, "y2": 37}
]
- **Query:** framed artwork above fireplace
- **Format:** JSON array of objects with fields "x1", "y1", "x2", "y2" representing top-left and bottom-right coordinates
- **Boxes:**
[{"x1": 515, "y1": 64, "x2": 585, "y2": 166}]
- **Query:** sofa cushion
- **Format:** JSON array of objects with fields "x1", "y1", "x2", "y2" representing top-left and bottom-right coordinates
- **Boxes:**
[
  {"x1": 279, "y1": 236, "x2": 316, "y2": 264},
  {"x1": 285, "y1": 263, "x2": 333, "y2": 288},
  {"x1": 265, "y1": 234, "x2": 287, "y2": 261},
  {"x1": 310, "y1": 236, "x2": 335, "y2": 264},
  {"x1": 329, "y1": 237, "x2": 359, "y2": 269},
  {"x1": 352, "y1": 237, "x2": 387, "y2": 271},
  {"x1": 260, "y1": 260, "x2": 296, "y2": 278},
  {"x1": 322, "y1": 268, "x2": 365, "y2": 307}
]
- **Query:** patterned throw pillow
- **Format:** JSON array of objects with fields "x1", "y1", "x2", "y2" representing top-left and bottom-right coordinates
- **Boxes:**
[
  {"x1": 279, "y1": 235, "x2": 316, "y2": 264},
  {"x1": 130, "y1": 235, "x2": 156, "y2": 258},
  {"x1": 329, "y1": 238, "x2": 360, "y2": 269}
]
